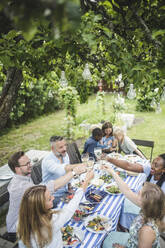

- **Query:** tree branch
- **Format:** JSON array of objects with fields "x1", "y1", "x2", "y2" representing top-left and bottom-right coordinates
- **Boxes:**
[{"x1": 129, "y1": 5, "x2": 161, "y2": 48}]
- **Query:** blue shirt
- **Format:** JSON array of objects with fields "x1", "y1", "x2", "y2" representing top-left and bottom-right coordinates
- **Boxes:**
[
  {"x1": 102, "y1": 136, "x2": 114, "y2": 148},
  {"x1": 83, "y1": 136, "x2": 107, "y2": 159},
  {"x1": 42, "y1": 151, "x2": 70, "y2": 196}
]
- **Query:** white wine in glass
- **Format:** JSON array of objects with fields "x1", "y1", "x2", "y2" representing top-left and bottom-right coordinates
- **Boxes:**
[
  {"x1": 87, "y1": 157, "x2": 95, "y2": 169},
  {"x1": 94, "y1": 147, "x2": 102, "y2": 160},
  {"x1": 81, "y1": 153, "x2": 89, "y2": 163}
]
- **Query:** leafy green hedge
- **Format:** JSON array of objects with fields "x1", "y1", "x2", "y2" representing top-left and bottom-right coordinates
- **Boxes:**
[{"x1": 9, "y1": 77, "x2": 62, "y2": 124}]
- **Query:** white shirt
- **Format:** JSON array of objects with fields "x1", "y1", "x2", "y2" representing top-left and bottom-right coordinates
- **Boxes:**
[
  {"x1": 120, "y1": 136, "x2": 137, "y2": 154},
  {"x1": 18, "y1": 188, "x2": 84, "y2": 248}
]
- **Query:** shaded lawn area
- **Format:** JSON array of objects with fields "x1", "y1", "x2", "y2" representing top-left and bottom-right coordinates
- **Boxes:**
[{"x1": 0, "y1": 94, "x2": 165, "y2": 166}]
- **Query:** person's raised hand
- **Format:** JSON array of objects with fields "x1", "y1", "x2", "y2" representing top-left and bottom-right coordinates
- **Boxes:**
[
  {"x1": 74, "y1": 164, "x2": 87, "y2": 175},
  {"x1": 102, "y1": 164, "x2": 114, "y2": 175},
  {"x1": 85, "y1": 169, "x2": 94, "y2": 182}
]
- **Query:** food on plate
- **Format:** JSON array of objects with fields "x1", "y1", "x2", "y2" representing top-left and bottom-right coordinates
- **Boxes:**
[
  {"x1": 105, "y1": 185, "x2": 121, "y2": 194},
  {"x1": 91, "y1": 178, "x2": 104, "y2": 187},
  {"x1": 116, "y1": 171, "x2": 126, "y2": 179},
  {"x1": 79, "y1": 203, "x2": 94, "y2": 212},
  {"x1": 86, "y1": 216, "x2": 107, "y2": 232},
  {"x1": 72, "y1": 209, "x2": 87, "y2": 221},
  {"x1": 89, "y1": 193, "x2": 102, "y2": 202},
  {"x1": 61, "y1": 225, "x2": 78, "y2": 246},
  {"x1": 99, "y1": 174, "x2": 113, "y2": 184},
  {"x1": 61, "y1": 225, "x2": 79, "y2": 246},
  {"x1": 109, "y1": 153, "x2": 121, "y2": 159},
  {"x1": 61, "y1": 193, "x2": 74, "y2": 203}
]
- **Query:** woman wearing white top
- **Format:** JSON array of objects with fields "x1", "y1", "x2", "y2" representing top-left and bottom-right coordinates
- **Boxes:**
[
  {"x1": 113, "y1": 127, "x2": 145, "y2": 159},
  {"x1": 17, "y1": 170, "x2": 94, "y2": 248}
]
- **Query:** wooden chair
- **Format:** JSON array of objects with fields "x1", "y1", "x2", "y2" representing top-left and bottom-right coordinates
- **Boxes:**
[
  {"x1": 132, "y1": 139, "x2": 154, "y2": 161},
  {"x1": 67, "y1": 142, "x2": 82, "y2": 164}
]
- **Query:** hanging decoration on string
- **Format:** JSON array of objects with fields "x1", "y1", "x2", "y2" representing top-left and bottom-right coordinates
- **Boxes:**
[
  {"x1": 150, "y1": 98, "x2": 156, "y2": 109},
  {"x1": 156, "y1": 102, "x2": 162, "y2": 113},
  {"x1": 82, "y1": 63, "x2": 92, "y2": 81},
  {"x1": 60, "y1": 71, "x2": 68, "y2": 88},
  {"x1": 127, "y1": 84, "x2": 136, "y2": 99}
]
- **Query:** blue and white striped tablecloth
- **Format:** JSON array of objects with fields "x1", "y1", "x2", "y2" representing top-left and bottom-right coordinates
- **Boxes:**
[{"x1": 60, "y1": 171, "x2": 146, "y2": 248}]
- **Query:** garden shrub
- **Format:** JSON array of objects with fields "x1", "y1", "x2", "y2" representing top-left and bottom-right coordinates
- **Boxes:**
[
  {"x1": 9, "y1": 78, "x2": 62, "y2": 124},
  {"x1": 136, "y1": 85, "x2": 160, "y2": 112}
]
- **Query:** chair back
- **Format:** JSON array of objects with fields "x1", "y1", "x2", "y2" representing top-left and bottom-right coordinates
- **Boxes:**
[
  {"x1": 67, "y1": 142, "x2": 82, "y2": 164},
  {"x1": 132, "y1": 139, "x2": 154, "y2": 161},
  {"x1": 31, "y1": 160, "x2": 42, "y2": 184}
]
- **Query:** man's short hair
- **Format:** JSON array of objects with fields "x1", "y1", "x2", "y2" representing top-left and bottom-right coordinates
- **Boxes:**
[
  {"x1": 8, "y1": 151, "x2": 25, "y2": 173},
  {"x1": 49, "y1": 136, "x2": 64, "y2": 143},
  {"x1": 49, "y1": 136, "x2": 64, "y2": 148},
  {"x1": 92, "y1": 128, "x2": 103, "y2": 138}
]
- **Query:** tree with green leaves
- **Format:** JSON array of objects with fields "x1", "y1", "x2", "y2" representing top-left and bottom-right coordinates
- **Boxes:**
[{"x1": 0, "y1": 0, "x2": 165, "y2": 130}]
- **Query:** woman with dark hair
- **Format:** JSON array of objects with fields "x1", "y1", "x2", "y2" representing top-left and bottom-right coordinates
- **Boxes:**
[
  {"x1": 101, "y1": 121, "x2": 117, "y2": 153},
  {"x1": 102, "y1": 165, "x2": 165, "y2": 248},
  {"x1": 17, "y1": 170, "x2": 94, "y2": 248}
]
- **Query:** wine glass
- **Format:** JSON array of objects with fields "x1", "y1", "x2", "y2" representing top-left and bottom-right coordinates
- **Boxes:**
[
  {"x1": 87, "y1": 157, "x2": 95, "y2": 169},
  {"x1": 81, "y1": 153, "x2": 89, "y2": 163},
  {"x1": 94, "y1": 147, "x2": 102, "y2": 160}
]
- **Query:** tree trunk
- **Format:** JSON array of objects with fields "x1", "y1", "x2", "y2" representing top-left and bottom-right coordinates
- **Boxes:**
[{"x1": 0, "y1": 67, "x2": 23, "y2": 130}]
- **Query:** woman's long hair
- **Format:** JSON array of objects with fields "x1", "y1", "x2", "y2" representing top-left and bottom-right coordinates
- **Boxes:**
[
  {"x1": 102, "y1": 122, "x2": 113, "y2": 137},
  {"x1": 141, "y1": 182, "x2": 165, "y2": 224},
  {"x1": 17, "y1": 185, "x2": 53, "y2": 248}
]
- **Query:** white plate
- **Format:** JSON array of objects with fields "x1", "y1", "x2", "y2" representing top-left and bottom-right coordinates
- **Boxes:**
[
  {"x1": 0, "y1": 175, "x2": 13, "y2": 180},
  {"x1": 91, "y1": 178, "x2": 104, "y2": 187},
  {"x1": 63, "y1": 226, "x2": 84, "y2": 247},
  {"x1": 103, "y1": 183, "x2": 122, "y2": 195},
  {"x1": 125, "y1": 170, "x2": 139, "y2": 176},
  {"x1": 84, "y1": 214, "x2": 112, "y2": 234},
  {"x1": 107, "y1": 153, "x2": 122, "y2": 159},
  {"x1": 124, "y1": 154, "x2": 141, "y2": 162}
]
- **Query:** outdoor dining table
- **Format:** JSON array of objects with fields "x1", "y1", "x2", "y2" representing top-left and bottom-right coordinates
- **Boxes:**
[{"x1": 58, "y1": 154, "x2": 148, "y2": 248}]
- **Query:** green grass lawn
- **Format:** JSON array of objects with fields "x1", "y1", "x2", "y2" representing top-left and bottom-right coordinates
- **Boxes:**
[{"x1": 0, "y1": 93, "x2": 165, "y2": 166}]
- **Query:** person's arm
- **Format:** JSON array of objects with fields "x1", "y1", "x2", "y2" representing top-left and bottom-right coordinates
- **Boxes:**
[
  {"x1": 53, "y1": 166, "x2": 87, "y2": 191},
  {"x1": 52, "y1": 170, "x2": 94, "y2": 229},
  {"x1": 102, "y1": 165, "x2": 141, "y2": 207},
  {"x1": 106, "y1": 156, "x2": 144, "y2": 173},
  {"x1": 80, "y1": 170, "x2": 94, "y2": 192},
  {"x1": 65, "y1": 163, "x2": 87, "y2": 173},
  {"x1": 134, "y1": 148, "x2": 146, "y2": 159},
  {"x1": 138, "y1": 225, "x2": 156, "y2": 248}
]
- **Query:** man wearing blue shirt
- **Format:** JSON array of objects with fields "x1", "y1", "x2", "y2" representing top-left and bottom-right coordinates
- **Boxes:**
[
  {"x1": 83, "y1": 128, "x2": 107, "y2": 159},
  {"x1": 42, "y1": 136, "x2": 86, "y2": 203}
]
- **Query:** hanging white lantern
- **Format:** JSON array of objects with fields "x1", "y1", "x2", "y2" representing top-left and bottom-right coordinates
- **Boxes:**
[
  {"x1": 118, "y1": 73, "x2": 122, "y2": 81},
  {"x1": 60, "y1": 71, "x2": 68, "y2": 87},
  {"x1": 119, "y1": 80, "x2": 124, "y2": 88},
  {"x1": 161, "y1": 87, "x2": 165, "y2": 101},
  {"x1": 150, "y1": 98, "x2": 156, "y2": 108},
  {"x1": 82, "y1": 63, "x2": 92, "y2": 81},
  {"x1": 156, "y1": 102, "x2": 162, "y2": 113},
  {"x1": 127, "y1": 84, "x2": 136, "y2": 99}
]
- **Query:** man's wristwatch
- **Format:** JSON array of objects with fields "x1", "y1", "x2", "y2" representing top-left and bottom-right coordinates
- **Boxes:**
[{"x1": 72, "y1": 170, "x2": 77, "y2": 178}]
